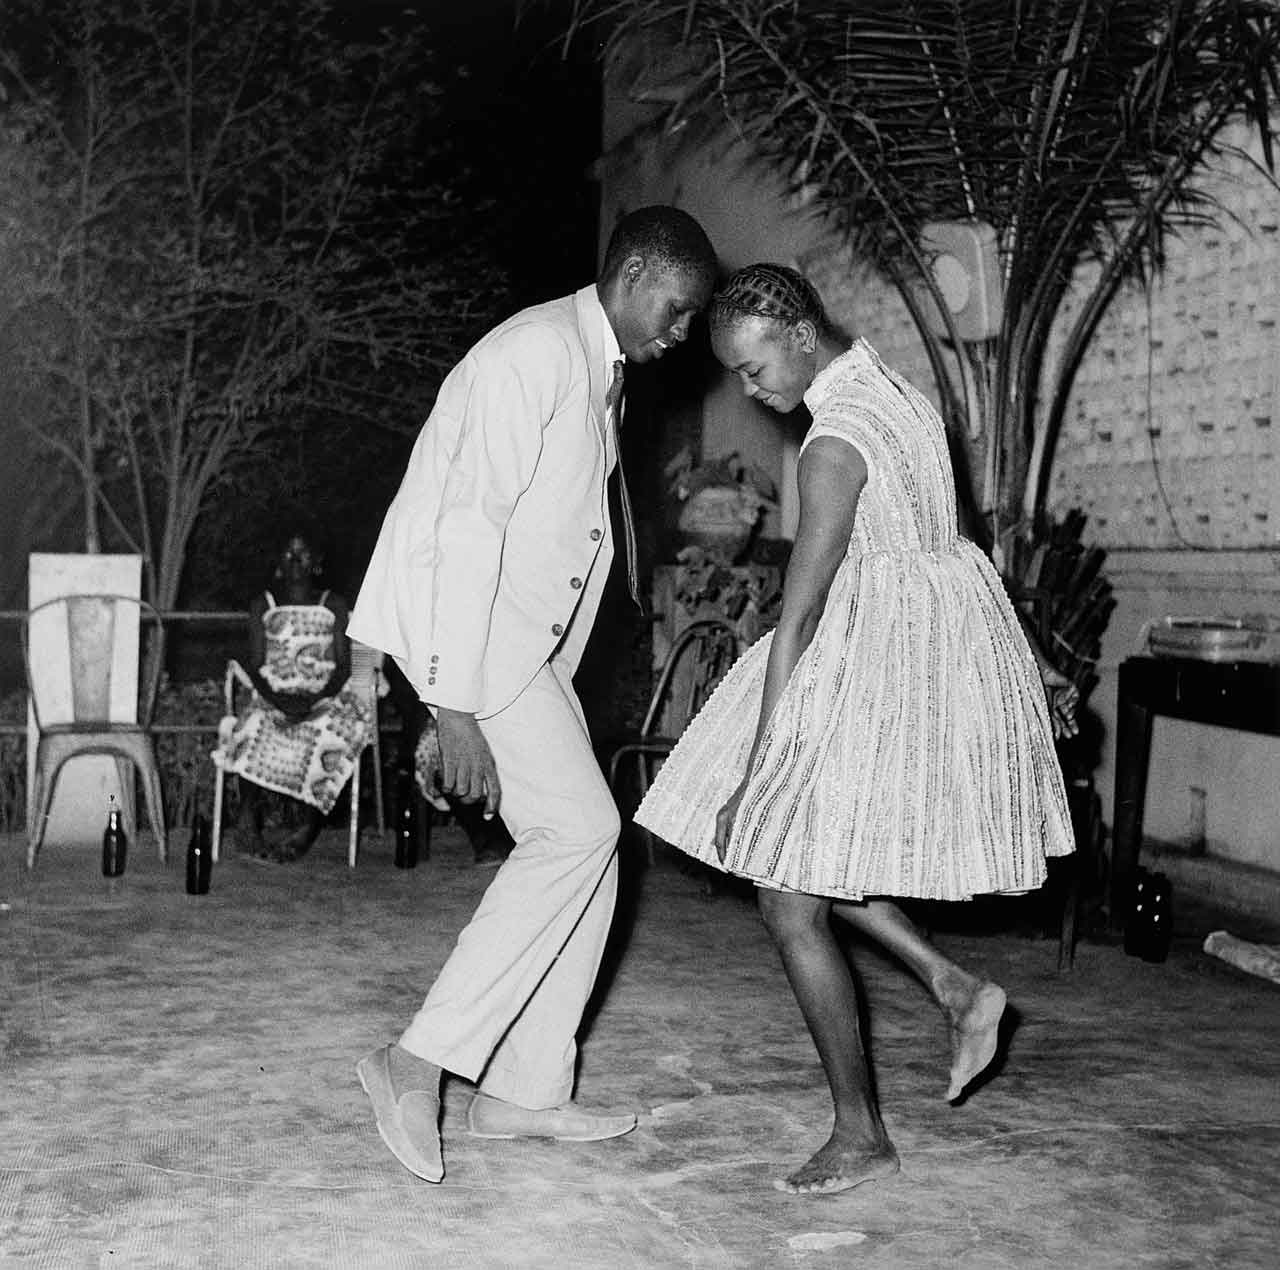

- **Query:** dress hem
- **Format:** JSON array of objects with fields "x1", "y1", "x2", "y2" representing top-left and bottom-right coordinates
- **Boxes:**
[{"x1": 645, "y1": 834, "x2": 1067, "y2": 904}]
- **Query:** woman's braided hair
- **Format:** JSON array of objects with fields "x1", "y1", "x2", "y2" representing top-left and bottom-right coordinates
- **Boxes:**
[{"x1": 708, "y1": 263, "x2": 826, "y2": 335}]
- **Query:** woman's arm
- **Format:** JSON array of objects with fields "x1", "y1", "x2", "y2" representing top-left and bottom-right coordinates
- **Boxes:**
[{"x1": 714, "y1": 435, "x2": 867, "y2": 857}]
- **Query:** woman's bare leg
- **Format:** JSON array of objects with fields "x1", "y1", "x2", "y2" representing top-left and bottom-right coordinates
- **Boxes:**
[
  {"x1": 831, "y1": 898, "x2": 1006, "y2": 1100},
  {"x1": 234, "y1": 781, "x2": 268, "y2": 858},
  {"x1": 758, "y1": 888, "x2": 899, "y2": 1194},
  {"x1": 278, "y1": 805, "x2": 325, "y2": 860}
]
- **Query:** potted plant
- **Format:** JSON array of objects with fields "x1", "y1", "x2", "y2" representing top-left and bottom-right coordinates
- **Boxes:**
[{"x1": 665, "y1": 447, "x2": 778, "y2": 564}]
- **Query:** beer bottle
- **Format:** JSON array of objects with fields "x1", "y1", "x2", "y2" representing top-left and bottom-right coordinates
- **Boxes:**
[
  {"x1": 186, "y1": 814, "x2": 212, "y2": 895},
  {"x1": 394, "y1": 766, "x2": 418, "y2": 869},
  {"x1": 102, "y1": 797, "x2": 127, "y2": 878}
]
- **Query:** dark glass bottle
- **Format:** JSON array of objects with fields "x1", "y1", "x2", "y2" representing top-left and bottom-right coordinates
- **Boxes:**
[
  {"x1": 1124, "y1": 868, "x2": 1173, "y2": 963},
  {"x1": 186, "y1": 814, "x2": 212, "y2": 895},
  {"x1": 102, "y1": 799, "x2": 127, "y2": 877},
  {"x1": 394, "y1": 767, "x2": 418, "y2": 869}
]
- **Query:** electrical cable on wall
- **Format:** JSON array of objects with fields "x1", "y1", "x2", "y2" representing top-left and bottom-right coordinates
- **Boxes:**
[{"x1": 1144, "y1": 280, "x2": 1204, "y2": 550}]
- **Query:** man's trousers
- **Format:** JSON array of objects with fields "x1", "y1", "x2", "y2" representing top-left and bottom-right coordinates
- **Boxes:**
[{"x1": 398, "y1": 656, "x2": 621, "y2": 1109}]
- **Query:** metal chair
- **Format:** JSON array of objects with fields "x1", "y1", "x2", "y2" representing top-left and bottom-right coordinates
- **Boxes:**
[
  {"x1": 210, "y1": 638, "x2": 385, "y2": 868},
  {"x1": 607, "y1": 618, "x2": 743, "y2": 863},
  {"x1": 23, "y1": 594, "x2": 167, "y2": 868}
]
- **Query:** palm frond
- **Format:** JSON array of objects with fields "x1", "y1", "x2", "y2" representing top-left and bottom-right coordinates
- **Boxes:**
[{"x1": 566, "y1": 0, "x2": 1280, "y2": 530}]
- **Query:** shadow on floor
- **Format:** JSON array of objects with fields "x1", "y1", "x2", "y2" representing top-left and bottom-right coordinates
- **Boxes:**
[{"x1": 2, "y1": 828, "x2": 1278, "y2": 1269}]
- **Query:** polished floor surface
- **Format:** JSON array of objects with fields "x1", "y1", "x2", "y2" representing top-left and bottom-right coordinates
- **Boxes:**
[{"x1": 2, "y1": 825, "x2": 1278, "y2": 1269}]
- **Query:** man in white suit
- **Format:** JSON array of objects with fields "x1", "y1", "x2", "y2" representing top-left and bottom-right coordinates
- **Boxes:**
[{"x1": 351, "y1": 206, "x2": 717, "y2": 1182}]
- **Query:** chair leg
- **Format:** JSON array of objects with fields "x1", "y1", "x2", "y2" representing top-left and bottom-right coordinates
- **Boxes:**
[
  {"x1": 1058, "y1": 862, "x2": 1080, "y2": 971},
  {"x1": 371, "y1": 733, "x2": 385, "y2": 834},
  {"x1": 138, "y1": 748, "x2": 167, "y2": 864},
  {"x1": 27, "y1": 748, "x2": 60, "y2": 869},
  {"x1": 211, "y1": 766, "x2": 225, "y2": 864},
  {"x1": 1059, "y1": 778, "x2": 1097, "y2": 970},
  {"x1": 635, "y1": 753, "x2": 656, "y2": 868},
  {"x1": 113, "y1": 756, "x2": 137, "y2": 842},
  {"x1": 348, "y1": 757, "x2": 361, "y2": 869},
  {"x1": 608, "y1": 745, "x2": 665, "y2": 868}
]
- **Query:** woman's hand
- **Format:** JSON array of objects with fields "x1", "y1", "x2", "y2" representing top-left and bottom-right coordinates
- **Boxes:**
[
  {"x1": 713, "y1": 779, "x2": 750, "y2": 863},
  {"x1": 1041, "y1": 664, "x2": 1080, "y2": 741}
]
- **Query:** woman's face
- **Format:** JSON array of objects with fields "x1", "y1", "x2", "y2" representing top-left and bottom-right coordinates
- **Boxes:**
[
  {"x1": 278, "y1": 535, "x2": 318, "y2": 580},
  {"x1": 712, "y1": 314, "x2": 816, "y2": 414}
]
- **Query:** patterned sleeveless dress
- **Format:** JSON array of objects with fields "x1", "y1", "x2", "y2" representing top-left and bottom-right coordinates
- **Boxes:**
[
  {"x1": 635, "y1": 342, "x2": 1074, "y2": 901},
  {"x1": 214, "y1": 591, "x2": 370, "y2": 815}
]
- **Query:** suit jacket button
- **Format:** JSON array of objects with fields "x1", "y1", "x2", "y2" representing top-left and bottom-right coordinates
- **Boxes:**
[
  {"x1": 589, "y1": 528, "x2": 602, "y2": 541},
  {"x1": 551, "y1": 623, "x2": 564, "y2": 637},
  {"x1": 570, "y1": 577, "x2": 583, "y2": 589}
]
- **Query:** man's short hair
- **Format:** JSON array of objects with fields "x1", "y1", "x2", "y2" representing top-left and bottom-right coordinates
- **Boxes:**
[{"x1": 601, "y1": 206, "x2": 717, "y2": 283}]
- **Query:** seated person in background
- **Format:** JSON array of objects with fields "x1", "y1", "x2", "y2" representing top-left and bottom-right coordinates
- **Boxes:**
[
  {"x1": 214, "y1": 529, "x2": 370, "y2": 862},
  {"x1": 381, "y1": 658, "x2": 514, "y2": 868}
]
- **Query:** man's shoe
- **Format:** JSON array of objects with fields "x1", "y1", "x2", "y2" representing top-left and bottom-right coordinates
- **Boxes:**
[
  {"x1": 467, "y1": 1093, "x2": 637, "y2": 1142},
  {"x1": 356, "y1": 1045, "x2": 444, "y2": 1182}
]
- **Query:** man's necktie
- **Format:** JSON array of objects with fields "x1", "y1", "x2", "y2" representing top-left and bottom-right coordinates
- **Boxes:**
[{"x1": 606, "y1": 358, "x2": 643, "y2": 611}]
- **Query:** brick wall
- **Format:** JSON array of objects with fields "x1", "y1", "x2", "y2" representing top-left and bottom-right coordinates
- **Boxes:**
[{"x1": 803, "y1": 119, "x2": 1280, "y2": 554}]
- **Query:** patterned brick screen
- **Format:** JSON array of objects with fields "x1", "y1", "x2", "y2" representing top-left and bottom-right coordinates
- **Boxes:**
[{"x1": 804, "y1": 120, "x2": 1279, "y2": 550}]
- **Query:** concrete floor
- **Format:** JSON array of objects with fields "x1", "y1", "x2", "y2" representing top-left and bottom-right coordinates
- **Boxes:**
[{"x1": 2, "y1": 825, "x2": 1279, "y2": 1270}]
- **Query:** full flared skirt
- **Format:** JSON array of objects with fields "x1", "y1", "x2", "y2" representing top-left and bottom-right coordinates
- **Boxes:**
[{"x1": 635, "y1": 541, "x2": 1074, "y2": 901}]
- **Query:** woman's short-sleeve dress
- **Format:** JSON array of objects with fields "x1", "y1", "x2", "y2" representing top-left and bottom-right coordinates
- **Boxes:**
[{"x1": 635, "y1": 341, "x2": 1074, "y2": 901}]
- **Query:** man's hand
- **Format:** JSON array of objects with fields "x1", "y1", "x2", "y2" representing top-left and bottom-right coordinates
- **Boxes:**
[
  {"x1": 1040, "y1": 664, "x2": 1080, "y2": 741},
  {"x1": 412, "y1": 717, "x2": 456, "y2": 813},
  {"x1": 435, "y1": 708, "x2": 502, "y2": 819}
]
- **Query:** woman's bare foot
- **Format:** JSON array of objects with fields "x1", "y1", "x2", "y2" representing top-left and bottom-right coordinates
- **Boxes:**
[
  {"x1": 275, "y1": 829, "x2": 314, "y2": 862},
  {"x1": 774, "y1": 1131, "x2": 900, "y2": 1196},
  {"x1": 943, "y1": 980, "x2": 1007, "y2": 1101}
]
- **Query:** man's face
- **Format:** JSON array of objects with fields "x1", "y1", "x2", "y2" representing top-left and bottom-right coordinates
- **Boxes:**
[{"x1": 612, "y1": 258, "x2": 713, "y2": 363}]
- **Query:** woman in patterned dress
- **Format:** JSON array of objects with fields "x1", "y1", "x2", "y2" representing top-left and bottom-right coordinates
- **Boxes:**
[
  {"x1": 215, "y1": 530, "x2": 369, "y2": 861},
  {"x1": 636, "y1": 265, "x2": 1079, "y2": 1196}
]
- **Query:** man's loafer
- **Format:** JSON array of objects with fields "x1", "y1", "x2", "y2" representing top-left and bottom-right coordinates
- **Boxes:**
[
  {"x1": 356, "y1": 1045, "x2": 444, "y2": 1182},
  {"x1": 467, "y1": 1093, "x2": 637, "y2": 1142}
]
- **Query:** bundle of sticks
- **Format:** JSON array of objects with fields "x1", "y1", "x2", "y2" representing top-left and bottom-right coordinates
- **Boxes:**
[{"x1": 1004, "y1": 509, "x2": 1115, "y2": 708}]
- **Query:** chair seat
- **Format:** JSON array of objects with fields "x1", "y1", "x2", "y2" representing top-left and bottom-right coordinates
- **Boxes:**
[
  {"x1": 609, "y1": 737, "x2": 678, "y2": 755},
  {"x1": 39, "y1": 721, "x2": 148, "y2": 737}
]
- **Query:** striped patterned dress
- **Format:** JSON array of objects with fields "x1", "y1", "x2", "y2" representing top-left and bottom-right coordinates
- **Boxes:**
[{"x1": 635, "y1": 341, "x2": 1074, "y2": 901}]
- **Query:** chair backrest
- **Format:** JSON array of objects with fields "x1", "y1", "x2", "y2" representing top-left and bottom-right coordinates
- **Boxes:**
[
  {"x1": 23, "y1": 594, "x2": 163, "y2": 731},
  {"x1": 642, "y1": 618, "x2": 743, "y2": 740}
]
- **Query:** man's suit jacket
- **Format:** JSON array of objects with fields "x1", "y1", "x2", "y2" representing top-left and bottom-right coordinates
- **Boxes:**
[{"x1": 349, "y1": 285, "x2": 617, "y2": 719}]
